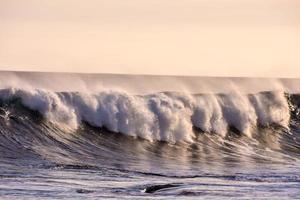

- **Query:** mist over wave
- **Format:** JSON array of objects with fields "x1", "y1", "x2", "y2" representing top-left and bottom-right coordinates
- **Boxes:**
[
  {"x1": 0, "y1": 88, "x2": 291, "y2": 142},
  {"x1": 2, "y1": 71, "x2": 300, "y2": 94}
]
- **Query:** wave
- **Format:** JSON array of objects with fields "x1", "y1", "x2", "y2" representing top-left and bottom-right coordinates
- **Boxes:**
[
  {"x1": 0, "y1": 87, "x2": 294, "y2": 143},
  {"x1": 0, "y1": 87, "x2": 300, "y2": 174}
]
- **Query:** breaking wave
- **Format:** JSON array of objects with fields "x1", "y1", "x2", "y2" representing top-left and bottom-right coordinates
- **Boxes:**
[{"x1": 0, "y1": 87, "x2": 293, "y2": 143}]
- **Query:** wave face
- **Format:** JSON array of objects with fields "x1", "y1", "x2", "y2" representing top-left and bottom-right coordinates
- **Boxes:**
[
  {"x1": 1, "y1": 88, "x2": 300, "y2": 165},
  {"x1": 0, "y1": 88, "x2": 292, "y2": 143}
]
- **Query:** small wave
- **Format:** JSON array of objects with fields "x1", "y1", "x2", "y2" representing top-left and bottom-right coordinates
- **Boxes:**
[{"x1": 143, "y1": 183, "x2": 182, "y2": 193}]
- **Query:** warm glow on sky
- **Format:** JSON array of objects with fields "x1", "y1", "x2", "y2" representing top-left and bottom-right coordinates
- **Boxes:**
[{"x1": 0, "y1": 0, "x2": 299, "y2": 77}]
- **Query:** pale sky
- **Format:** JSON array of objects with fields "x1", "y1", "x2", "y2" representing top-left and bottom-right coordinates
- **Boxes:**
[{"x1": 0, "y1": 0, "x2": 299, "y2": 77}]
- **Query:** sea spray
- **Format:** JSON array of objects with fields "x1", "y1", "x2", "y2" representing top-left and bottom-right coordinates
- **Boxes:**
[{"x1": 0, "y1": 88, "x2": 290, "y2": 142}]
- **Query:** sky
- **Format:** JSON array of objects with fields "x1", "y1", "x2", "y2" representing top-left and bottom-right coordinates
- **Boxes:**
[{"x1": 0, "y1": 0, "x2": 299, "y2": 77}]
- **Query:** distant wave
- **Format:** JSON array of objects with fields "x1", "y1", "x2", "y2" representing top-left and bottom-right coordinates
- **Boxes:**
[{"x1": 0, "y1": 87, "x2": 294, "y2": 143}]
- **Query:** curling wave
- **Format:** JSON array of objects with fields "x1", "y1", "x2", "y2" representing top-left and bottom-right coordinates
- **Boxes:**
[{"x1": 0, "y1": 88, "x2": 293, "y2": 143}]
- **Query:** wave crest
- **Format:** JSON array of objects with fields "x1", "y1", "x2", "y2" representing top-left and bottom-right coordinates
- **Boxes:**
[{"x1": 0, "y1": 88, "x2": 291, "y2": 143}]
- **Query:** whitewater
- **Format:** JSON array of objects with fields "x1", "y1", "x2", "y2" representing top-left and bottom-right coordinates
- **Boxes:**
[{"x1": 0, "y1": 71, "x2": 299, "y2": 199}]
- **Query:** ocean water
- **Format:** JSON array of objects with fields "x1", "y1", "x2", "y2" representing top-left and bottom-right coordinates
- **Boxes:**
[{"x1": 0, "y1": 72, "x2": 299, "y2": 199}]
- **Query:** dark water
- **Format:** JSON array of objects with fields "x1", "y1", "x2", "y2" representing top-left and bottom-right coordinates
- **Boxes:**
[{"x1": 0, "y1": 94, "x2": 300, "y2": 199}]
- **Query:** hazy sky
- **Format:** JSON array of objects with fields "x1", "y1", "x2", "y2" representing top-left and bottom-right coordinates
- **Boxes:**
[{"x1": 0, "y1": 0, "x2": 299, "y2": 77}]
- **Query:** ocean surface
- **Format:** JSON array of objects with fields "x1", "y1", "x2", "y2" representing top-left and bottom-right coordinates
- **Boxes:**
[{"x1": 0, "y1": 72, "x2": 300, "y2": 199}]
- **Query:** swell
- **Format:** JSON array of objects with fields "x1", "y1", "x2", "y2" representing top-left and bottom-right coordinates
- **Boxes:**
[{"x1": 0, "y1": 88, "x2": 293, "y2": 143}]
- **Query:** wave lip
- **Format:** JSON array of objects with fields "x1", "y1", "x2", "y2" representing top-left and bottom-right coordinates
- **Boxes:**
[{"x1": 0, "y1": 88, "x2": 292, "y2": 143}]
